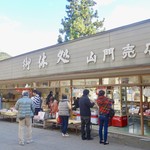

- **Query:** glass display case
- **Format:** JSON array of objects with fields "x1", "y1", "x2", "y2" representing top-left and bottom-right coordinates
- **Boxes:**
[
  {"x1": 112, "y1": 86, "x2": 127, "y2": 116},
  {"x1": 106, "y1": 86, "x2": 128, "y2": 127}
]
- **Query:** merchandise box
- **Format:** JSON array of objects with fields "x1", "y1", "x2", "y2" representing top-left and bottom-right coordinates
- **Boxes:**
[
  {"x1": 112, "y1": 116, "x2": 128, "y2": 127},
  {"x1": 74, "y1": 110, "x2": 98, "y2": 124}
]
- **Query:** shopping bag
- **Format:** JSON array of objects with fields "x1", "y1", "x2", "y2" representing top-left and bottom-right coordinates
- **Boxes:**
[{"x1": 56, "y1": 116, "x2": 62, "y2": 124}]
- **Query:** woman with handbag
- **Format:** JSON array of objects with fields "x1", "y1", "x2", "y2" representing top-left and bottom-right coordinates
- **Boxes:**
[{"x1": 96, "y1": 90, "x2": 113, "y2": 145}]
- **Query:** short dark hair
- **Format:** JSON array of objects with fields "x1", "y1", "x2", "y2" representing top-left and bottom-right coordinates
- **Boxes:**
[
  {"x1": 33, "y1": 90, "x2": 38, "y2": 94},
  {"x1": 83, "y1": 89, "x2": 89, "y2": 95},
  {"x1": 98, "y1": 90, "x2": 105, "y2": 96},
  {"x1": 62, "y1": 94, "x2": 67, "y2": 99}
]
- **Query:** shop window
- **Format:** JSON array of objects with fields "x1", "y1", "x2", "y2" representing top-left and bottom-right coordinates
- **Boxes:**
[
  {"x1": 142, "y1": 75, "x2": 150, "y2": 84},
  {"x1": 85, "y1": 79, "x2": 99, "y2": 86},
  {"x1": 102, "y1": 77, "x2": 120, "y2": 85},
  {"x1": 60, "y1": 80, "x2": 70, "y2": 86},
  {"x1": 0, "y1": 84, "x2": 7, "y2": 89},
  {"x1": 35, "y1": 81, "x2": 49, "y2": 88},
  {"x1": 73, "y1": 79, "x2": 85, "y2": 86},
  {"x1": 61, "y1": 87, "x2": 70, "y2": 100},
  {"x1": 143, "y1": 86, "x2": 150, "y2": 97},
  {"x1": 126, "y1": 86, "x2": 140, "y2": 102},
  {"x1": 120, "y1": 76, "x2": 139, "y2": 84},
  {"x1": 50, "y1": 81, "x2": 60, "y2": 87},
  {"x1": 5, "y1": 84, "x2": 14, "y2": 88},
  {"x1": 17, "y1": 83, "x2": 32, "y2": 88}
]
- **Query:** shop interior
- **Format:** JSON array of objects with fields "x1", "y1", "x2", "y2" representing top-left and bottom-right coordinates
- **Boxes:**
[{"x1": 0, "y1": 76, "x2": 150, "y2": 136}]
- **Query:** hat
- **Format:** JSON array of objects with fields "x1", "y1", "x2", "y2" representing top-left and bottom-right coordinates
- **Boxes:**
[
  {"x1": 83, "y1": 89, "x2": 89, "y2": 95},
  {"x1": 98, "y1": 90, "x2": 105, "y2": 96},
  {"x1": 22, "y1": 90, "x2": 29, "y2": 97}
]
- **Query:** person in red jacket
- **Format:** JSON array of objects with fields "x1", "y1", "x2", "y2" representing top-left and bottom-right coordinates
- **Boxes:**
[{"x1": 96, "y1": 90, "x2": 112, "y2": 145}]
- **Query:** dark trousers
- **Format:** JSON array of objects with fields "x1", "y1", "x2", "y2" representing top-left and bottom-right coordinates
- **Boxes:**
[
  {"x1": 99, "y1": 114, "x2": 109, "y2": 143},
  {"x1": 81, "y1": 116, "x2": 91, "y2": 139},
  {"x1": 60, "y1": 116, "x2": 69, "y2": 134},
  {"x1": 34, "y1": 108, "x2": 41, "y2": 115}
]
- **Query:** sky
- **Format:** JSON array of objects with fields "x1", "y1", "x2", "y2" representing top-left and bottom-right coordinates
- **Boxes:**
[{"x1": 0, "y1": 0, "x2": 150, "y2": 57}]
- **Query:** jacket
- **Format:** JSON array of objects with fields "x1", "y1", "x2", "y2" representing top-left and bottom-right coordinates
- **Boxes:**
[
  {"x1": 15, "y1": 96, "x2": 35, "y2": 118},
  {"x1": 79, "y1": 95, "x2": 94, "y2": 117},
  {"x1": 96, "y1": 96, "x2": 112, "y2": 115},
  {"x1": 58, "y1": 99, "x2": 71, "y2": 116}
]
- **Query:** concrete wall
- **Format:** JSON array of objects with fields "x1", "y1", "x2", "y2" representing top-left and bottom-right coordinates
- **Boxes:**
[{"x1": 0, "y1": 19, "x2": 150, "y2": 81}]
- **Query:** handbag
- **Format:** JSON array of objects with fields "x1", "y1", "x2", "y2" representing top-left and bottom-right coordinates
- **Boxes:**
[{"x1": 109, "y1": 108, "x2": 115, "y2": 118}]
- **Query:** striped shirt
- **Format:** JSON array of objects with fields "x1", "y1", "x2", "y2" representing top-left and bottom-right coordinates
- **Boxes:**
[{"x1": 32, "y1": 94, "x2": 41, "y2": 108}]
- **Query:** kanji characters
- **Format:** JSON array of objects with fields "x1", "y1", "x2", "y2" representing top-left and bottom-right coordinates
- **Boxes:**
[
  {"x1": 144, "y1": 43, "x2": 150, "y2": 55},
  {"x1": 57, "y1": 49, "x2": 70, "y2": 64},
  {"x1": 87, "y1": 51, "x2": 97, "y2": 64},
  {"x1": 22, "y1": 42, "x2": 149, "y2": 71},
  {"x1": 103, "y1": 48, "x2": 115, "y2": 62},
  {"x1": 122, "y1": 44, "x2": 136, "y2": 59},
  {"x1": 23, "y1": 57, "x2": 32, "y2": 70},
  {"x1": 38, "y1": 52, "x2": 48, "y2": 69}
]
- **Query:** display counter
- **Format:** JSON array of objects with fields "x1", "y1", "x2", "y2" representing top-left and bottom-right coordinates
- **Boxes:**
[
  {"x1": 73, "y1": 108, "x2": 98, "y2": 124},
  {"x1": 0, "y1": 109, "x2": 17, "y2": 122},
  {"x1": 43, "y1": 118, "x2": 81, "y2": 134}
]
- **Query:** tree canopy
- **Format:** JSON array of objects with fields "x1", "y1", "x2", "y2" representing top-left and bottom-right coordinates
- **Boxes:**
[
  {"x1": 57, "y1": 0, "x2": 105, "y2": 43},
  {"x1": 0, "y1": 52, "x2": 11, "y2": 61}
]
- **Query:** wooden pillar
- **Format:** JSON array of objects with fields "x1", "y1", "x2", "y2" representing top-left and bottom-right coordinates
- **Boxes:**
[
  {"x1": 70, "y1": 80, "x2": 73, "y2": 107},
  {"x1": 139, "y1": 84, "x2": 144, "y2": 135},
  {"x1": 70, "y1": 80, "x2": 73, "y2": 119}
]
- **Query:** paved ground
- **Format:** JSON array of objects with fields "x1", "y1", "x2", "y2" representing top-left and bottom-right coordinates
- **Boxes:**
[{"x1": 0, "y1": 120, "x2": 147, "y2": 150}]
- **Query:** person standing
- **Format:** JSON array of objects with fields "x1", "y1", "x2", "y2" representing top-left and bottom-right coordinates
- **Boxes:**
[
  {"x1": 32, "y1": 90, "x2": 41, "y2": 115},
  {"x1": 58, "y1": 94, "x2": 71, "y2": 137},
  {"x1": 72, "y1": 97, "x2": 79, "y2": 110},
  {"x1": 15, "y1": 91, "x2": 35, "y2": 146},
  {"x1": 50, "y1": 97, "x2": 58, "y2": 118},
  {"x1": 46, "y1": 91, "x2": 53, "y2": 106},
  {"x1": 96, "y1": 90, "x2": 113, "y2": 145},
  {"x1": 79, "y1": 89, "x2": 95, "y2": 140}
]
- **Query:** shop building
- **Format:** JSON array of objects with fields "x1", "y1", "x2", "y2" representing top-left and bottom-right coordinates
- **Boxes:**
[{"x1": 0, "y1": 19, "x2": 150, "y2": 136}]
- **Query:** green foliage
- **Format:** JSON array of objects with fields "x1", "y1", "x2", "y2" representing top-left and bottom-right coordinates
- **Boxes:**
[
  {"x1": 0, "y1": 52, "x2": 11, "y2": 61},
  {"x1": 58, "y1": 0, "x2": 104, "y2": 43}
]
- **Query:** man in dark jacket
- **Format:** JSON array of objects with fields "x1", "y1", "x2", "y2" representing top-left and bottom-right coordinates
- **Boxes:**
[{"x1": 79, "y1": 89, "x2": 95, "y2": 140}]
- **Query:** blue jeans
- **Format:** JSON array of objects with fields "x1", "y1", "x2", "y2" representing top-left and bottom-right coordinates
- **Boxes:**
[
  {"x1": 60, "y1": 116, "x2": 69, "y2": 134},
  {"x1": 99, "y1": 114, "x2": 109, "y2": 143}
]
